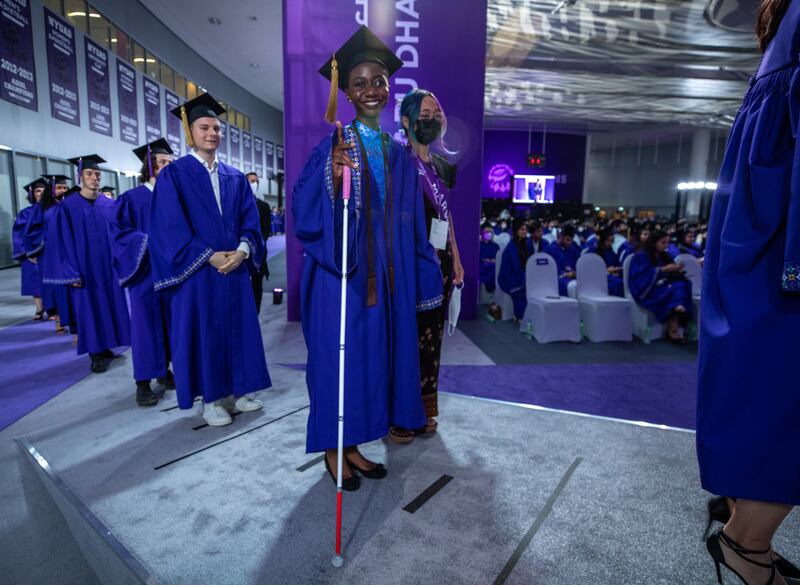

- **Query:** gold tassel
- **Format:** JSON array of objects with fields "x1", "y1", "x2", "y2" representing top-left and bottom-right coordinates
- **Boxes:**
[
  {"x1": 181, "y1": 105, "x2": 194, "y2": 148},
  {"x1": 367, "y1": 274, "x2": 377, "y2": 307},
  {"x1": 324, "y1": 55, "x2": 339, "y2": 124}
]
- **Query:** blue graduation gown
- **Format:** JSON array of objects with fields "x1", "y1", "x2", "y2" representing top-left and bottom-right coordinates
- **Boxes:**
[
  {"x1": 479, "y1": 240, "x2": 500, "y2": 293},
  {"x1": 498, "y1": 239, "x2": 534, "y2": 319},
  {"x1": 149, "y1": 155, "x2": 271, "y2": 409},
  {"x1": 13, "y1": 206, "x2": 41, "y2": 297},
  {"x1": 293, "y1": 126, "x2": 443, "y2": 453},
  {"x1": 584, "y1": 243, "x2": 624, "y2": 297},
  {"x1": 628, "y1": 251, "x2": 692, "y2": 322},
  {"x1": 24, "y1": 205, "x2": 74, "y2": 326},
  {"x1": 544, "y1": 241, "x2": 580, "y2": 296},
  {"x1": 697, "y1": 1, "x2": 800, "y2": 505},
  {"x1": 109, "y1": 184, "x2": 171, "y2": 381},
  {"x1": 43, "y1": 194, "x2": 131, "y2": 354}
]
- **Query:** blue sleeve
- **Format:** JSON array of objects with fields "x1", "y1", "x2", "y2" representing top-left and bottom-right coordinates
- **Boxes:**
[
  {"x1": 23, "y1": 205, "x2": 45, "y2": 258},
  {"x1": 498, "y1": 244, "x2": 523, "y2": 294},
  {"x1": 628, "y1": 252, "x2": 658, "y2": 301},
  {"x1": 782, "y1": 69, "x2": 800, "y2": 291},
  {"x1": 413, "y1": 166, "x2": 444, "y2": 311},
  {"x1": 149, "y1": 167, "x2": 214, "y2": 291},
  {"x1": 291, "y1": 137, "x2": 357, "y2": 276},
  {"x1": 43, "y1": 205, "x2": 82, "y2": 285},
  {"x1": 109, "y1": 194, "x2": 149, "y2": 287},
  {"x1": 12, "y1": 207, "x2": 31, "y2": 260}
]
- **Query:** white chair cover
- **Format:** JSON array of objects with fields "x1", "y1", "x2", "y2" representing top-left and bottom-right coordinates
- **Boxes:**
[
  {"x1": 576, "y1": 254, "x2": 632, "y2": 342},
  {"x1": 622, "y1": 255, "x2": 664, "y2": 343},
  {"x1": 494, "y1": 245, "x2": 516, "y2": 321},
  {"x1": 521, "y1": 253, "x2": 581, "y2": 343}
]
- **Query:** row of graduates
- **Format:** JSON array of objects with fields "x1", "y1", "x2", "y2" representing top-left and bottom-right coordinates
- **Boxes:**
[
  {"x1": 485, "y1": 217, "x2": 695, "y2": 343},
  {"x1": 270, "y1": 207, "x2": 286, "y2": 236}
]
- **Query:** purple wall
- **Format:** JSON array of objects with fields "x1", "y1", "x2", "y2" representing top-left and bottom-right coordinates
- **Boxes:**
[
  {"x1": 482, "y1": 130, "x2": 587, "y2": 202},
  {"x1": 283, "y1": 0, "x2": 487, "y2": 321}
]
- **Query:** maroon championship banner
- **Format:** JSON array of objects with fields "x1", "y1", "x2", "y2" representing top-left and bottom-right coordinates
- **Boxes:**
[
  {"x1": 0, "y1": 0, "x2": 37, "y2": 111},
  {"x1": 117, "y1": 60, "x2": 138, "y2": 144},
  {"x1": 229, "y1": 125, "x2": 241, "y2": 168},
  {"x1": 44, "y1": 8, "x2": 79, "y2": 126},
  {"x1": 84, "y1": 38, "x2": 111, "y2": 136},
  {"x1": 164, "y1": 90, "x2": 181, "y2": 153},
  {"x1": 242, "y1": 131, "x2": 253, "y2": 173},
  {"x1": 143, "y1": 77, "x2": 161, "y2": 142},
  {"x1": 218, "y1": 120, "x2": 228, "y2": 163},
  {"x1": 253, "y1": 136, "x2": 264, "y2": 178},
  {"x1": 282, "y1": 0, "x2": 488, "y2": 320}
]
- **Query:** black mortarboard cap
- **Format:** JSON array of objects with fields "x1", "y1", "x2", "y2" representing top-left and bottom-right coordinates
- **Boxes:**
[
  {"x1": 170, "y1": 92, "x2": 226, "y2": 148},
  {"x1": 63, "y1": 185, "x2": 81, "y2": 197},
  {"x1": 319, "y1": 25, "x2": 403, "y2": 123},
  {"x1": 133, "y1": 138, "x2": 173, "y2": 162},
  {"x1": 67, "y1": 154, "x2": 106, "y2": 172},
  {"x1": 45, "y1": 174, "x2": 70, "y2": 185},
  {"x1": 100, "y1": 186, "x2": 116, "y2": 192},
  {"x1": 23, "y1": 178, "x2": 48, "y2": 192}
]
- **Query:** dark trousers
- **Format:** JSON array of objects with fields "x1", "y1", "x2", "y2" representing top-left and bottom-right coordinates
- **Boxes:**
[{"x1": 252, "y1": 265, "x2": 268, "y2": 314}]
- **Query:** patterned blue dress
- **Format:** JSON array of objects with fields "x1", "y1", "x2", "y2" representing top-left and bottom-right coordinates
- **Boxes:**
[{"x1": 697, "y1": 0, "x2": 800, "y2": 504}]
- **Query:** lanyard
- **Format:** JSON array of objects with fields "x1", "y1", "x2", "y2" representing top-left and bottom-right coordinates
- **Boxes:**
[{"x1": 413, "y1": 152, "x2": 448, "y2": 221}]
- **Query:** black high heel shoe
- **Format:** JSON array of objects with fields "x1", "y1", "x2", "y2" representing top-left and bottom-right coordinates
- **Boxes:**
[
  {"x1": 706, "y1": 530, "x2": 776, "y2": 585},
  {"x1": 324, "y1": 455, "x2": 360, "y2": 491},
  {"x1": 345, "y1": 455, "x2": 387, "y2": 479}
]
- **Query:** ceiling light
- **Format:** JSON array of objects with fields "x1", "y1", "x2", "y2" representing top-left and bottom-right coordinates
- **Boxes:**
[
  {"x1": 208, "y1": 17, "x2": 222, "y2": 25},
  {"x1": 146, "y1": 58, "x2": 156, "y2": 63},
  {"x1": 133, "y1": 57, "x2": 145, "y2": 63},
  {"x1": 89, "y1": 12, "x2": 101, "y2": 18},
  {"x1": 705, "y1": 182, "x2": 717, "y2": 190},
  {"x1": 67, "y1": 11, "x2": 86, "y2": 17},
  {"x1": 687, "y1": 182, "x2": 697, "y2": 189},
  {"x1": 677, "y1": 183, "x2": 688, "y2": 190}
]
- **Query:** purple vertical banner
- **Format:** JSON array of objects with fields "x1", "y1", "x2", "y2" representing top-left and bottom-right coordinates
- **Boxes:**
[
  {"x1": 282, "y1": 0, "x2": 488, "y2": 321},
  {"x1": 84, "y1": 38, "x2": 111, "y2": 136},
  {"x1": 229, "y1": 126, "x2": 241, "y2": 168},
  {"x1": 143, "y1": 77, "x2": 161, "y2": 142},
  {"x1": 265, "y1": 141, "x2": 274, "y2": 175},
  {"x1": 44, "y1": 8, "x2": 79, "y2": 126},
  {"x1": 117, "y1": 60, "x2": 138, "y2": 144},
  {"x1": 0, "y1": 0, "x2": 38, "y2": 111},
  {"x1": 242, "y1": 131, "x2": 253, "y2": 172},
  {"x1": 276, "y1": 145, "x2": 284, "y2": 172},
  {"x1": 218, "y1": 120, "x2": 228, "y2": 163},
  {"x1": 164, "y1": 90, "x2": 181, "y2": 153},
  {"x1": 253, "y1": 136, "x2": 264, "y2": 178}
]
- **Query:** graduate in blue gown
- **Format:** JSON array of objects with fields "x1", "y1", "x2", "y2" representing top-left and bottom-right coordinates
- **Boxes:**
[
  {"x1": 669, "y1": 229, "x2": 704, "y2": 260},
  {"x1": 109, "y1": 139, "x2": 176, "y2": 407},
  {"x1": 628, "y1": 229, "x2": 692, "y2": 343},
  {"x1": 13, "y1": 179, "x2": 46, "y2": 319},
  {"x1": 293, "y1": 26, "x2": 443, "y2": 490},
  {"x1": 149, "y1": 93, "x2": 271, "y2": 427},
  {"x1": 479, "y1": 225, "x2": 500, "y2": 293},
  {"x1": 586, "y1": 227, "x2": 624, "y2": 297},
  {"x1": 498, "y1": 219, "x2": 534, "y2": 320},
  {"x1": 23, "y1": 175, "x2": 73, "y2": 334},
  {"x1": 697, "y1": 1, "x2": 800, "y2": 567},
  {"x1": 43, "y1": 155, "x2": 131, "y2": 372},
  {"x1": 544, "y1": 225, "x2": 580, "y2": 296}
]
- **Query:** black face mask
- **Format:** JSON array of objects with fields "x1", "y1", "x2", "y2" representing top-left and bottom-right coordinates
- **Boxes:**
[{"x1": 414, "y1": 118, "x2": 442, "y2": 146}]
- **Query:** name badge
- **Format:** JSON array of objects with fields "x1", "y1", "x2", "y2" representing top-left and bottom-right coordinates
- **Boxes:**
[{"x1": 429, "y1": 218, "x2": 449, "y2": 250}]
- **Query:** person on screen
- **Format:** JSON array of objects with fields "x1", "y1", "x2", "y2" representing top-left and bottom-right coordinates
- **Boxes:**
[
  {"x1": 108, "y1": 139, "x2": 176, "y2": 407},
  {"x1": 43, "y1": 155, "x2": 131, "y2": 373},
  {"x1": 148, "y1": 93, "x2": 271, "y2": 426},
  {"x1": 544, "y1": 224, "x2": 581, "y2": 296},
  {"x1": 498, "y1": 219, "x2": 534, "y2": 320}
]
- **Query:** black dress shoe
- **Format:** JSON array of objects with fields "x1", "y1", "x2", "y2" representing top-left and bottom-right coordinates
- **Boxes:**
[
  {"x1": 89, "y1": 355, "x2": 108, "y2": 373},
  {"x1": 136, "y1": 381, "x2": 159, "y2": 407},
  {"x1": 100, "y1": 348, "x2": 115, "y2": 359},
  {"x1": 157, "y1": 369, "x2": 176, "y2": 389},
  {"x1": 324, "y1": 456, "x2": 360, "y2": 491},
  {"x1": 345, "y1": 456, "x2": 387, "y2": 479}
]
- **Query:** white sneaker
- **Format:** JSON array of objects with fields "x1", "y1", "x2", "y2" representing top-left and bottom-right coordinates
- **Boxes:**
[
  {"x1": 234, "y1": 395, "x2": 263, "y2": 413},
  {"x1": 202, "y1": 401, "x2": 233, "y2": 426}
]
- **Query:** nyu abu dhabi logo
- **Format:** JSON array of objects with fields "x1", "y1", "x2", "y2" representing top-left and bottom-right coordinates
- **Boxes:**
[{"x1": 488, "y1": 164, "x2": 514, "y2": 195}]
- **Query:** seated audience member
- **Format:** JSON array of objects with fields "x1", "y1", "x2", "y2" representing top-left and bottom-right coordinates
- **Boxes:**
[
  {"x1": 588, "y1": 227, "x2": 624, "y2": 297},
  {"x1": 671, "y1": 229, "x2": 704, "y2": 260},
  {"x1": 498, "y1": 219, "x2": 534, "y2": 320},
  {"x1": 628, "y1": 230, "x2": 693, "y2": 344},
  {"x1": 544, "y1": 224, "x2": 580, "y2": 296},
  {"x1": 479, "y1": 225, "x2": 500, "y2": 293},
  {"x1": 612, "y1": 219, "x2": 635, "y2": 264}
]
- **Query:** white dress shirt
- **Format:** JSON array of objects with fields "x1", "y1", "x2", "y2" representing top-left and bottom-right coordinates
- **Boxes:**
[{"x1": 190, "y1": 150, "x2": 250, "y2": 258}]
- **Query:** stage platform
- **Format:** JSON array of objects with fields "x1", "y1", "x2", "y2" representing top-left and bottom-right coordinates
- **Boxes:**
[{"x1": 3, "y1": 263, "x2": 799, "y2": 585}]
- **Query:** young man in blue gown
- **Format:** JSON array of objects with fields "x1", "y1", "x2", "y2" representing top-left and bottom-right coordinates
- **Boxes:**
[
  {"x1": 544, "y1": 224, "x2": 581, "y2": 296},
  {"x1": 109, "y1": 138, "x2": 176, "y2": 407},
  {"x1": 148, "y1": 93, "x2": 271, "y2": 427},
  {"x1": 43, "y1": 155, "x2": 131, "y2": 373}
]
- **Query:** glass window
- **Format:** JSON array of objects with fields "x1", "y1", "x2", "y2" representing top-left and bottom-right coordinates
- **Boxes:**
[
  {"x1": 145, "y1": 50, "x2": 159, "y2": 81},
  {"x1": 99, "y1": 170, "x2": 117, "y2": 198},
  {"x1": 13, "y1": 153, "x2": 45, "y2": 212},
  {"x1": 45, "y1": 159, "x2": 72, "y2": 182},
  {"x1": 43, "y1": 0, "x2": 63, "y2": 14},
  {"x1": 186, "y1": 81, "x2": 198, "y2": 100},
  {"x1": 111, "y1": 26, "x2": 131, "y2": 62},
  {"x1": 88, "y1": 9, "x2": 112, "y2": 48},
  {"x1": 160, "y1": 62, "x2": 175, "y2": 91},
  {"x1": 174, "y1": 73, "x2": 187, "y2": 98},
  {"x1": 132, "y1": 41, "x2": 146, "y2": 74},
  {"x1": 64, "y1": 0, "x2": 89, "y2": 33},
  {"x1": 0, "y1": 150, "x2": 14, "y2": 267}
]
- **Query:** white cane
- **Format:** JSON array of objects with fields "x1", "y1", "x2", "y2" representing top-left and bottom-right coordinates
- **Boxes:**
[{"x1": 332, "y1": 163, "x2": 351, "y2": 568}]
